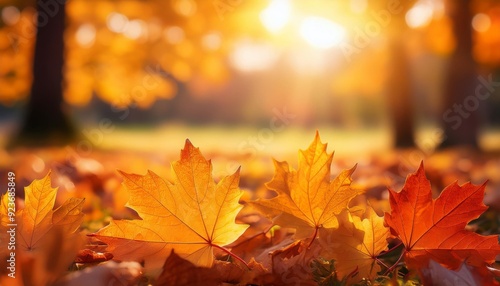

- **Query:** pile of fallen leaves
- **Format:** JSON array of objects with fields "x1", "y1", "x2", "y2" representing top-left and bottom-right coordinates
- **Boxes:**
[{"x1": 1, "y1": 132, "x2": 500, "y2": 285}]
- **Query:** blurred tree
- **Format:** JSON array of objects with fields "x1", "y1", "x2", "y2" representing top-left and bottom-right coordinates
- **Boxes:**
[
  {"x1": 380, "y1": 0, "x2": 489, "y2": 149},
  {"x1": 12, "y1": 0, "x2": 76, "y2": 146},
  {"x1": 386, "y1": 1, "x2": 416, "y2": 148},
  {"x1": 386, "y1": 38, "x2": 415, "y2": 148},
  {"x1": 1, "y1": 0, "x2": 496, "y2": 149},
  {"x1": 366, "y1": 0, "x2": 417, "y2": 148},
  {"x1": 439, "y1": 0, "x2": 478, "y2": 148}
]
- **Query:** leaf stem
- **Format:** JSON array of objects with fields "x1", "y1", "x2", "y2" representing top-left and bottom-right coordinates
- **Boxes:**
[
  {"x1": 212, "y1": 244, "x2": 250, "y2": 270},
  {"x1": 375, "y1": 257, "x2": 390, "y2": 270},
  {"x1": 307, "y1": 226, "x2": 319, "y2": 248},
  {"x1": 383, "y1": 249, "x2": 406, "y2": 275},
  {"x1": 377, "y1": 241, "x2": 403, "y2": 257}
]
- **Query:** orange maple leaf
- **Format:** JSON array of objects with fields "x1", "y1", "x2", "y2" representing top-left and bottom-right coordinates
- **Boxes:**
[
  {"x1": 251, "y1": 132, "x2": 361, "y2": 239},
  {"x1": 18, "y1": 171, "x2": 85, "y2": 251},
  {"x1": 93, "y1": 140, "x2": 249, "y2": 270},
  {"x1": 319, "y1": 207, "x2": 389, "y2": 280},
  {"x1": 0, "y1": 192, "x2": 14, "y2": 260},
  {"x1": 384, "y1": 162, "x2": 500, "y2": 270},
  {"x1": 0, "y1": 172, "x2": 85, "y2": 285}
]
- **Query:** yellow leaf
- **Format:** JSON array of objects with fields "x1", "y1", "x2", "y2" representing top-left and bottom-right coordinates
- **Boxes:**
[
  {"x1": 18, "y1": 171, "x2": 85, "y2": 251},
  {"x1": 93, "y1": 140, "x2": 249, "y2": 270},
  {"x1": 251, "y1": 132, "x2": 361, "y2": 239},
  {"x1": 0, "y1": 193, "x2": 13, "y2": 259},
  {"x1": 0, "y1": 172, "x2": 85, "y2": 285},
  {"x1": 319, "y1": 207, "x2": 389, "y2": 280},
  {"x1": 0, "y1": 192, "x2": 12, "y2": 228}
]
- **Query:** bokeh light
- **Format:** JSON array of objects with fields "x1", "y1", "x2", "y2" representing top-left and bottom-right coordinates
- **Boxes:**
[
  {"x1": 472, "y1": 13, "x2": 491, "y2": 32},
  {"x1": 1, "y1": 6, "x2": 20, "y2": 26},
  {"x1": 164, "y1": 26, "x2": 184, "y2": 44},
  {"x1": 230, "y1": 40, "x2": 279, "y2": 72},
  {"x1": 75, "y1": 23, "x2": 96, "y2": 47},
  {"x1": 299, "y1": 16, "x2": 346, "y2": 49},
  {"x1": 260, "y1": 0, "x2": 292, "y2": 33},
  {"x1": 405, "y1": 0, "x2": 434, "y2": 29},
  {"x1": 107, "y1": 12, "x2": 128, "y2": 33}
]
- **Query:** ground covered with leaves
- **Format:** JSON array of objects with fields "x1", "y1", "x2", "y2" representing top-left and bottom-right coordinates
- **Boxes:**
[{"x1": 1, "y1": 131, "x2": 500, "y2": 285}]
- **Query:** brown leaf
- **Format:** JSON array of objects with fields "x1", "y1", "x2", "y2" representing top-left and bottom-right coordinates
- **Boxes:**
[
  {"x1": 156, "y1": 251, "x2": 220, "y2": 286},
  {"x1": 271, "y1": 240, "x2": 320, "y2": 285},
  {"x1": 75, "y1": 249, "x2": 113, "y2": 264},
  {"x1": 55, "y1": 261, "x2": 143, "y2": 286}
]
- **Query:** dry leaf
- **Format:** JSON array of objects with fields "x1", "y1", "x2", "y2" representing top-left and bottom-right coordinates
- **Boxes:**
[
  {"x1": 0, "y1": 193, "x2": 13, "y2": 260},
  {"x1": 75, "y1": 249, "x2": 113, "y2": 263},
  {"x1": 251, "y1": 132, "x2": 361, "y2": 239},
  {"x1": 155, "y1": 251, "x2": 219, "y2": 286},
  {"x1": 217, "y1": 258, "x2": 275, "y2": 285},
  {"x1": 92, "y1": 140, "x2": 249, "y2": 270},
  {"x1": 319, "y1": 206, "x2": 389, "y2": 280},
  {"x1": 420, "y1": 260, "x2": 491, "y2": 286},
  {"x1": 384, "y1": 163, "x2": 500, "y2": 270},
  {"x1": 271, "y1": 240, "x2": 320, "y2": 285},
  {"x1": 18, "y1": 171, "x2": 85, "y2": 251},
  {"x1": 0, "y1": 172, "x2": 85, "y2": 285},
  {"x1": 156, "y1": 250, "x2": 273, "y2": 286},
  {"x1": 20, "y1": 227, "x2": 84, "y2": 286},
  {"x1": 56, "y1": 261, "x2": 143, "y2": 286}
]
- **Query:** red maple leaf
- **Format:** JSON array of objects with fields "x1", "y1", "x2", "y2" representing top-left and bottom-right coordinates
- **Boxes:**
[{"x1": 384, "y1": 162, "x2": 500, "y2": 270}]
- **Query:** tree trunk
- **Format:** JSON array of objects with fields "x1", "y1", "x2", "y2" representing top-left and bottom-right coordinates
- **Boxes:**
[
  {"x1": 387, "y1": 38, "x2": 415, "y2": 148},
  {"x1": 439, "y1": 0, "x2": 478, "y2": 148},
  {"x1": 11, "y1": 0, "x2": 75, "y2": 147}
]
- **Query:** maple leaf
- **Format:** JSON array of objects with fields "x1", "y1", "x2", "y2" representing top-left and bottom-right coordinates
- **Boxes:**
[
  {"x1": 156, "y1": 250, "x2": 272, "y2": 286},
  {"x1": 319, "y1": 206, "x2": 390, "y2": 280},
  {"x1": 156, "y1": 251, "x2": 221, "y2": 286},
  {"x1": 384, "y1": 162, "x2": 500, "y2": 270},
  {"x1": 214, "y1": 258, "x2": 274, "y2": 285},
  {"x1": 271, "y1": 240, "x2": 321, "y2": 285},
  {"x1": 421, "y1": 260, "x2": 499, "y2": 285},
  {"x1": 0, "y1": 193, "x2": 13, "y2": 259},
  {"x1": 18, "y1": 171, "x2": 85, "y2": 251},
  {"x1": 56, "y1": 261, "x2": 143, "y2": 286},
  {"x1": 0, "y1": 172, "x2": 85, "y2": 286},
  {"x1": 75, "y1": 249, "x2": 113, "y2": 263},
  {"x1": 251, "y1": 132, "x2": 361, "y2": 239},
  {"x1": 92, "y1": 140, "x2": 249, "y2": 269}
]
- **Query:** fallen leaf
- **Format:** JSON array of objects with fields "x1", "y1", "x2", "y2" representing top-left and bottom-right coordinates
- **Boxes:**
[
  {"x1": 271, "y1": 240, "x2": 320, "y2": 285},
  {"x1": 55, "y1": 261, "x2": 143, "y2": 286},
  {"x1": 251, "y1": 132, "x2": 361, "y2": 239},
  {"x1": 0, "y1": 172, "x2": 85, "y2": 285},
  {"x1": 420, "y1": 260, "x2": 496, "y2": 286},
  {"x1": 319, "y1": 206, "x2": 389, "y2": 280},
  {"x1": 18, "y1": 171, "x2": 85, "y2": 251},
  {"x1": 227, "y1": 208, "x2": 294, "y2": 264},
  {"x1": 156, "y1": 250, "x2": 273, "y2": 286},
  {"x1": 1, "y1": 172, "x2": 84, "y2": 285},
  {"x1": 213, "y1": 258, "x2": 274, "y2": 285},
  {"x1": 384, "y1": 162, "x2": 500, "y2": 270},
  {"x1": 19, "y1": 227, "x2": 84, "y2": 286},
  {"x1": 92, "y1": 140, "x2": 249, "y2": 270},
  {"x1": 75, "y1": 249, "x2": 113, "y2": 263},
  {"x1": 155, "y1": 251, "x2": 220, "y2": 286},
  {"x1": 0, "y1": 193, "x2": 13, "y2": 260}
]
